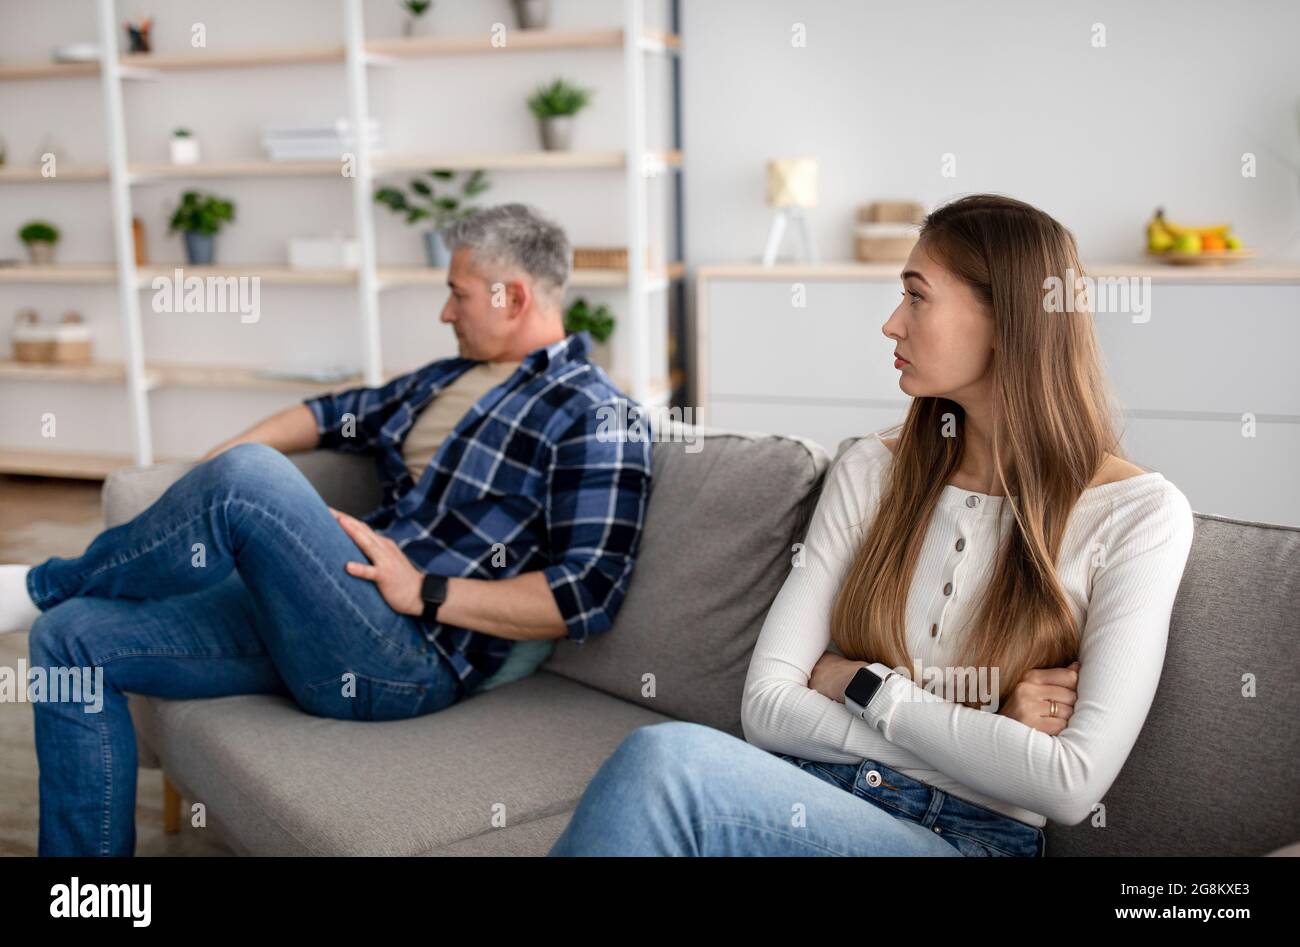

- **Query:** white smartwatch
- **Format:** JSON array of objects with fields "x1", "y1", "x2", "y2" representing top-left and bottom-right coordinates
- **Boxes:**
[{"x1": 843, "y1": 665, "x2": 894, "y2": 721}]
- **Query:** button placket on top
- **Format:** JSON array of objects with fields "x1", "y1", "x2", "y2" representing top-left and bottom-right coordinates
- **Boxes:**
[{"x1": 931, "y1": 494, "x2": 981, "y2": 643}]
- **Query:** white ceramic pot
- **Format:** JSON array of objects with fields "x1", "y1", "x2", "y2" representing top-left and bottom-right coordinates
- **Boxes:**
[{"x1": 170, "y1": 137, "x2": 201, "y2": 165}]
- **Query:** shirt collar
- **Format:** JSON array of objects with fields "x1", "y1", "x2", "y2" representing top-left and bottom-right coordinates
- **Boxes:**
[{"x1": 522, "y1": 331, "x2": 590, "y2": 374}]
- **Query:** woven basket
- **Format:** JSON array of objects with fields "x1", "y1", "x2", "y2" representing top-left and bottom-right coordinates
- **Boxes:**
[
  {"x1": 12, "y1": 309, "x2": 93, "y2": 364},
  {"x1": 572, "y1": 246, "x2": 655, "y2": 270}
]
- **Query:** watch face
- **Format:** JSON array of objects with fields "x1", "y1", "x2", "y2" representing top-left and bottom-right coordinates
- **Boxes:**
[
  {"x1": 421, "y1": 573, "x2": 448, "y2": 605},
  {"x1": 845, "y1": 667, "x2": 883, "y2": 707}
]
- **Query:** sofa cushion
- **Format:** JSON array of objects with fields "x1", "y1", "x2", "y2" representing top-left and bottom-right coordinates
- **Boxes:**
[
  {"x1": 1046, "y1": 512, "x2": 1300, "y2": 856},
  {"x1": 542, "y1": 426, "x2": 829, "y2": 736},
  {"x1": 127, "y1": 671, "x2": 670, "y2": 855},
  {"x1": 102, "y1": 450, "x2": 382, "y2": 528}
]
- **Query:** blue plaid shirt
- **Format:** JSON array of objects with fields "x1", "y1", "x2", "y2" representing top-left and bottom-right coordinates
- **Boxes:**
[{"x1": 302, "y1": 332, "x2": 653, "y2": 693}]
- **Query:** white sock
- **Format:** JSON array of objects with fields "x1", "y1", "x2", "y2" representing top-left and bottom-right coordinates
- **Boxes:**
[{"x1": 1, "y1": 565, "x2": 41, "y2": 635}]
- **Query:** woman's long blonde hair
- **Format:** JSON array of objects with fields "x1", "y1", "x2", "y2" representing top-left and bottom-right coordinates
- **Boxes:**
[{"x1": 829, "y1": 194, "x2": 1124, "y2": 702}]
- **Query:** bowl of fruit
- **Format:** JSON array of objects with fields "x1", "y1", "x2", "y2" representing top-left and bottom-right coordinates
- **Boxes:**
[{"x1": 1146, "y1": 208, "x2": 1252, "y2": 265}]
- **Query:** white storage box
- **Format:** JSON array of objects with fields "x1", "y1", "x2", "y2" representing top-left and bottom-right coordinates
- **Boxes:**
[{"x1": 287, "y1": 236, "x2": 360, "y2": 269}]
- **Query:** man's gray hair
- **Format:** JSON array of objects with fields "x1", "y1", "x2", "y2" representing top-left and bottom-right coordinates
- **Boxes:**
[{"x1": 443, "y1": 203, "x2": 571, "y2": 307}]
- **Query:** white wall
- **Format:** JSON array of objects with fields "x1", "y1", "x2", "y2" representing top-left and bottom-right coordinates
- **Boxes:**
[
  {"x1": 680, "y1": 0, "x2": 1300, "y2": 264},
  {"x1": 680, "y1": 0, "x2": 1300, "y2": 525}
]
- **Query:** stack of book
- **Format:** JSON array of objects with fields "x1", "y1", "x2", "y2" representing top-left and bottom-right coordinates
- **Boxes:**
[{"x1": 260, "y1": 119, "x2": 384, "y2": 161}]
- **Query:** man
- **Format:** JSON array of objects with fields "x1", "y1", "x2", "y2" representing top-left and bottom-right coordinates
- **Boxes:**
[{"x1": 0, "y1": 203, "x2": 653, "y2": 856}]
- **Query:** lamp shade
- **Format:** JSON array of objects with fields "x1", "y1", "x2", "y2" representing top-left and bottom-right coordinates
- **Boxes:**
[{"x1": 766, "y1": 158, "x2": 818, "y2": 208}]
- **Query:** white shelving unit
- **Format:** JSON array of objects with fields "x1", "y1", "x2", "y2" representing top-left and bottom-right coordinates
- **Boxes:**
[{"x1": 0, "y1": 0, "x2": 683, "y2": 477}]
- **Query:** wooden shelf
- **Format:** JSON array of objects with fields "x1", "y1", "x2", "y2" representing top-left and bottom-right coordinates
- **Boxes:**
[
  {"x1": 129, "y1": 161, "x2": 345, "y2": 182},
  {"x1": 0, "y1": 152, "x2": 678, "y2": 184},
  {"x1": 0, "y1": 359, "x2": 360, "y2": 393},
  {"x1": 0, "y1": 165, "x2": 109, "y2": 183},
  {"x1": 135, "y1": 264, "x2": 359, "y2": 286},
  {"x1": 1088, "y1": 261, "x2": 1300, "y2": 283},
  {"x1": 0, "y1": 264, "x2": 117, "y2": 284},
  {"x1": 0, "y1": 360, "x2": 128, "y2": 384},
  {"x1": 120, "y1": 46, "x2": 345, "y2": 72},
  {"x1": 697, "y1": 261, "x2": 1300, "y2": 285},
  {"x1": 0, "y1": 60, "x2": 100, "y2": 81},
  {"x1": 0, "y1": 29, "x2": 680, "y2": 83},
  {"x1": 147, "y1": 362, "x2": 361, "y2": 393},
  {"x1": 374, "y1": 151, "x2": 627, "y2": 173},
  {"x1": 366, "y1": 28, "x2": 624, "y2": 57},
  {"x1": 0, "y1": 448, "x2": 138, "y2": 480},
  {"x1": 377, "y1": 262, "x2": 685, "y2": 289},
  {"x1": 0, "y1": 262, "x2": 685, "y2": 288}
]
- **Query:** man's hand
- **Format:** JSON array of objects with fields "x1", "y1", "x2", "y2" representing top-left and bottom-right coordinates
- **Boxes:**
[
  {"x1": 998, "y1": 661, "x2": 1080, "y2": 736},
  {"x1": 330, "y1": 507, "x2": 425, "y2": 617},
  {"x1": 810, "y1": 651, "x2": 869, "y2": 704}
]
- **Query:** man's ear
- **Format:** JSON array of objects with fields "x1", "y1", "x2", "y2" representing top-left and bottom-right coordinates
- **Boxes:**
[{"x1": 505, "y1": 278, "x2": 531, "y2": 320}]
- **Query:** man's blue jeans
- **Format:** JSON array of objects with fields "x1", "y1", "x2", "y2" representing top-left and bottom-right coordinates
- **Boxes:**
[
  {"x1": 548, "y1": 722, "x2": 1046, "y2": 856},
  {"x1": 25, "y1": 443, "x2": 461, "y2": 856}
]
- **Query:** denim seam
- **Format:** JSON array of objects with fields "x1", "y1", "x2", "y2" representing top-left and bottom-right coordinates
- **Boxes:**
[
  {"x1": 90, "y1": 645, "x2": 268, "y2": 665},
  {"x1": 693, "y1": 816, "x2": 864, "y2": 857},
  {"x1": 35, "y1": 507, "x2": 217, "y2": 608},
  {"x1": 229, "y1": 499, "x2": 433, "y2": 662},
  {"x1": 50, "y1": 495, "x2": 425, "y2": 662},
  {"x1": 301, "y1": 672, "x2": 433, "y2": 720},
  {"x1": 98, "y1": 712, "x2": 113, "y2": 856},
  {"x1": 802, "y1": 763, "x2": 855, "y2": 792},
  {"x1": 933, "y1": 826, "x2": 1026, "y2": 858}
]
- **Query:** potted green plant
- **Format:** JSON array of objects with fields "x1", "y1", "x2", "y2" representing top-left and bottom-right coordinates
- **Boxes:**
[
  {"x1": 510, "y1": 0, "x2": 550, "y2": 30},
  {"x1": 399, "y1": 0, "x2": 432, "y2": 37},
  {"x1": 374, "y1": 168, "x2": 490, "y2": 267},
  {"x1": 19, "y1": 220, "x2": 60, "y2": 265},
  {"x1": 170, "y1": 128, "x2": 200, "y2": 165},
  {"x1": 527, "y1": 78, "x2": 594, "y2": 151},
  {"x1": 168, "y1": 190, "x2": 235, "y2": 265},
  {"x1": 564, "y1": 297, "x2": 616, "y2": 369}
]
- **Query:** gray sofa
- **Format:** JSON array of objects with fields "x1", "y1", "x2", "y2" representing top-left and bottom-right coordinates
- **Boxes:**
[{"x1": 102, "y1": 429, "x2": 1300, "y2": 856}]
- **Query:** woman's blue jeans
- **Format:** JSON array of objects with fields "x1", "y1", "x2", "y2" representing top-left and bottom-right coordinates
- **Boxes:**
[
  {"x1": 548, "y1": 722, "x2": 1046, "y2": 857},
  {"x1": 24, "y1": 443, "x2": 461, "y2": 856}
]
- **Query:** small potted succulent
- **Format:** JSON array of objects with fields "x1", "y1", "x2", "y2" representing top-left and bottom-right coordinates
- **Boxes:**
[
  {"x1": 527, "y1": 78, "x2": 594, "y2": 151},
  {"x1": 510, "y1": 0, "x2": 550, "y2": 30},
  {"x1": 564, "y1": 297, "x2": 615, "y2": 369},
  {"x1": 374, "y1": 168, "x2": 490, "y2": 267},
  {"x1": 19, "y1": 220, "x2": 60, "y2": 265},
  {"x1": 170, "y1": 128, "x2": 200, "y2": 165},
  {"x1": 168, "y1": 190, "x2": 235, "y2": 265},
  {"x1": 399, "y1": 0, "x2": 432, "y2": 37}
]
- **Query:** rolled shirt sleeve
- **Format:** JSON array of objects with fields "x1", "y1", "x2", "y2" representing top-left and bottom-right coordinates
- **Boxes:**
[
  {"x1": 302, "y1": 370, "x2": 420, "y2": 454},
  {"x1": 541, "y1": 402, "x2": 652, "y2": 643}
]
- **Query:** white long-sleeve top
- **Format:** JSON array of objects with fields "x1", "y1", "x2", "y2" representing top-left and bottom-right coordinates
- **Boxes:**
[{"x1": 741, "y1": 433, "x2": 1195, "y2": 827}]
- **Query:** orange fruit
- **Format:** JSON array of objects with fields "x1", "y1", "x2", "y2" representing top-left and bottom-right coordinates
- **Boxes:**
[{"x1": 1201, "y1": 233, "x2": 1226, "y2": 252}]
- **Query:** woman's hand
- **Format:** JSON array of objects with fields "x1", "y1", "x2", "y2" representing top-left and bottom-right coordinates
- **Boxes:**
[
  {"x1": 330, "y1": 507, "x2": 425, "y2": 617},
  {"x1": 999, "y1": 661, "x2": 1080, "y2": 735},
  {"x1": 810, "y1": 651, "x2": 868, "y2": 703}
]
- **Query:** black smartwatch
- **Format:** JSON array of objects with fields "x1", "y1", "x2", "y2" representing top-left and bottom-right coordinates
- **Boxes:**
[
  {"x1": 419, "y1": 573, "x2": 449, "y2": 624},
  {"x1": 843, "y1": 666, "x2": 891, "y2": 721}
]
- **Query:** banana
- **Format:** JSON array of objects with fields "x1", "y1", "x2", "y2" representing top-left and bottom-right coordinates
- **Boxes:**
[{"x1": 1154, "y1": 208, "x2": 1231, "y2": 240}]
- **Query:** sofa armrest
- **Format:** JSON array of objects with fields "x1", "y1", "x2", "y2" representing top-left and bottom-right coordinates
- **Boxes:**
[{"x1": 101, "y1": 449, "x2": 383, "y2": 528}]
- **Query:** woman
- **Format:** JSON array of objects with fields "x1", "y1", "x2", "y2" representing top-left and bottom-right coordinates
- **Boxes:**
[{"x1": 548, "y1": 194, "x2": 1195, "y2": 857}]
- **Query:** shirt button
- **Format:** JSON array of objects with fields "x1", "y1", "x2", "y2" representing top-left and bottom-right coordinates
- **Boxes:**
[
  {"x1": 865, "y1": 769, "x2": 882, "y2": 787},
  {"x1": 966, "y1": 496, "x2": 979, "y2": 508},
  {"x1": 943, "y1": 582, "x2": 953, "y2": 595},
  {"x1": 930, "y1": 622, "x2": 938, "y2": 637},
  {"x1": 955, "y1": 537, "x2": 965, "y2": 552}
]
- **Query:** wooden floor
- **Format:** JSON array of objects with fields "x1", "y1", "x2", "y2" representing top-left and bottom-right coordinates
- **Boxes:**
[{"x1": 0, "y1": 474, "x2": 231, "y2": 856}]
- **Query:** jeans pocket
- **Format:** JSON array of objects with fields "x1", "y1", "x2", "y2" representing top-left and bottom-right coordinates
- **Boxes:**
[
  {"x1": 302, "y1": 672, "x2": 432, "y2": 722},
  {"x1": 773, "y1": 753, "x2": 859, "y2": 793},
  {"x1": 941, "y1": 831, "x2": 996, "y2": 857}
]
